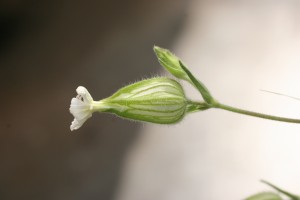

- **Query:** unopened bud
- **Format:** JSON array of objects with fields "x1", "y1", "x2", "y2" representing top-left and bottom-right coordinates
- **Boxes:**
[
  {"x1": 153, "y1": 46, "x2": 190, "y2": 81},
  {"x1": 154, "y1": 45, "x2": 216, "y2": 105}
]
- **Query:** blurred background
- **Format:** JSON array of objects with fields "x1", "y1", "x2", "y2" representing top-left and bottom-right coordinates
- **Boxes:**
[{"x1": 1, "y1": 0, "x2": 300, "y2": 200}]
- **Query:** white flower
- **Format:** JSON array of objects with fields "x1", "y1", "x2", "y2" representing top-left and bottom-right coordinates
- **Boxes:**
[
  {"x1": 68, "y1": 78, "x2": 206, "y2": 130},
  {"x1": 69, "y1": 86, "x2": 94, "y2": 131}
]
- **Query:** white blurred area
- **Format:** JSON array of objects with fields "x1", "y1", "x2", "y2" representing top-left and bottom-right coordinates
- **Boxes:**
[{"x1": 116, "y1": 1, "x2": 300, "y2": 199}]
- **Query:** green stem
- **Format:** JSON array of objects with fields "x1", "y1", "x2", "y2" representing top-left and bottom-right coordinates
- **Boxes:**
[
  {"x1": 214, "y1": 103, "x2": 300, "y2": 124},
  {"x1": 186, "y1": 101, "x2": 210, "y2": 113}
]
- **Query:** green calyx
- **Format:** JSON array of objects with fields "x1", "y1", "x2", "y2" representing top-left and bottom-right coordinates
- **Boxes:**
[{"x1": 98, "y1": 77, "x2": 200, "y2": 124}]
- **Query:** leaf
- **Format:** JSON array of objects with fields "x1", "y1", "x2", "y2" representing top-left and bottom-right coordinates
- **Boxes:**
[
  {"x1": 261, "y1": 180, "x2": 300, "y2": 200},
  {"x1": 245, "y1": 192, "x2": 282, "y2": 200}
]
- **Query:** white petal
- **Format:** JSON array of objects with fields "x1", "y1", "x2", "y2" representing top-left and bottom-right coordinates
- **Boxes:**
[
  {"x1": 70, "y1": 118, "x2": 83, "y2": 131},
  {"x1": 70, "y1": 98, "x2": 87, "y2": 106},
  {"x1": 76, "y1": 86, "x2": 93, "y2": 102},
  {"x1": 69, "y1": 98, "x2": 89, "y2": 115},
  {"x1": 69, "y1": 86, "x2": 94, "y2": 131}
]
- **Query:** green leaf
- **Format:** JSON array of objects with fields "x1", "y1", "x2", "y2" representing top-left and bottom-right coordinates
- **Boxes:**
[
  {"x1": 245, "y1": 192, "x2": 282, "y2": 200},
  {"x1": 261, "y1": 180, "x2": 300, "y2": 200}
]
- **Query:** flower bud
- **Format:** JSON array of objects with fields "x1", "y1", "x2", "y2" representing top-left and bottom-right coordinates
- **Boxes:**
[
  {"x1": 153, "y1": 46, "x2": 190, "y2": 81},
  {"x1": 154, "y1": 46, "x2": 216, "y2": 105}
]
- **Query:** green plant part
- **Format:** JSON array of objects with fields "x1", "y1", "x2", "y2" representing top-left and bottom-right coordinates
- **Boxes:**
[
  {"x1": 70, "y1": 46, "x2": 300, "y2": 130},
  {"x1": 153, "y1": 46, "x2": 190, "y2": 81},
  {"x1": 245, "y1": 192, "x2": 282, "y2": 200},
  {"x1": 154, "y1": 46, "x2": 300, "y2": 124},
  {"x1": 261, "y1": 180, "x2": 300, "y2": 200},
  {"x1": 154, "y1": 46, "x2": 216, "y2": 105},
  {"x1": 69, "y1": 77, "x2": 209, "y2": 130},
  {"x1": 179, "y1": 61, "x2": 216, "y2": 105}
]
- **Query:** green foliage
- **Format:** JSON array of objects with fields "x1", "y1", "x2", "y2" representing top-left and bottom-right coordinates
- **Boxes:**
[
  {"x1": 245, "y1": 181, "x2": 300, "y2": 200},
  {"x1": 261, "y1": 180, "x2": 300, "y2": 200},
  {"x1": 245, "y1": 192, "x2": 282, "y2": 200}
]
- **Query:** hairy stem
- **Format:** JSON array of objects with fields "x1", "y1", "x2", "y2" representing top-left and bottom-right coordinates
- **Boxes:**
[{"x1": 214, "y1": 103, "x2": 300, "y2": 124}]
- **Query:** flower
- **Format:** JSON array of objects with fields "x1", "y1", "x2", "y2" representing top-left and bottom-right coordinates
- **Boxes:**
[
  {"x1": 69, "y1": 86, "x2": 94, "y2": 131},
  {"x1": 69, "y1": 78, "x2": 209, "y2": 131}
]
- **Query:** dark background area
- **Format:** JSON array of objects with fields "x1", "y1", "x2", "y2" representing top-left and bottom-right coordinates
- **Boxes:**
[{"x1": 0, "y1": 1, "x2": 187, "y2": 199}]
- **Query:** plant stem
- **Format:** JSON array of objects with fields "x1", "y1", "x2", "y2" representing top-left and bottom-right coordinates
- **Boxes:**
[{"x1": 214, "y1": 103, "x2": 300, "y2": 124}]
